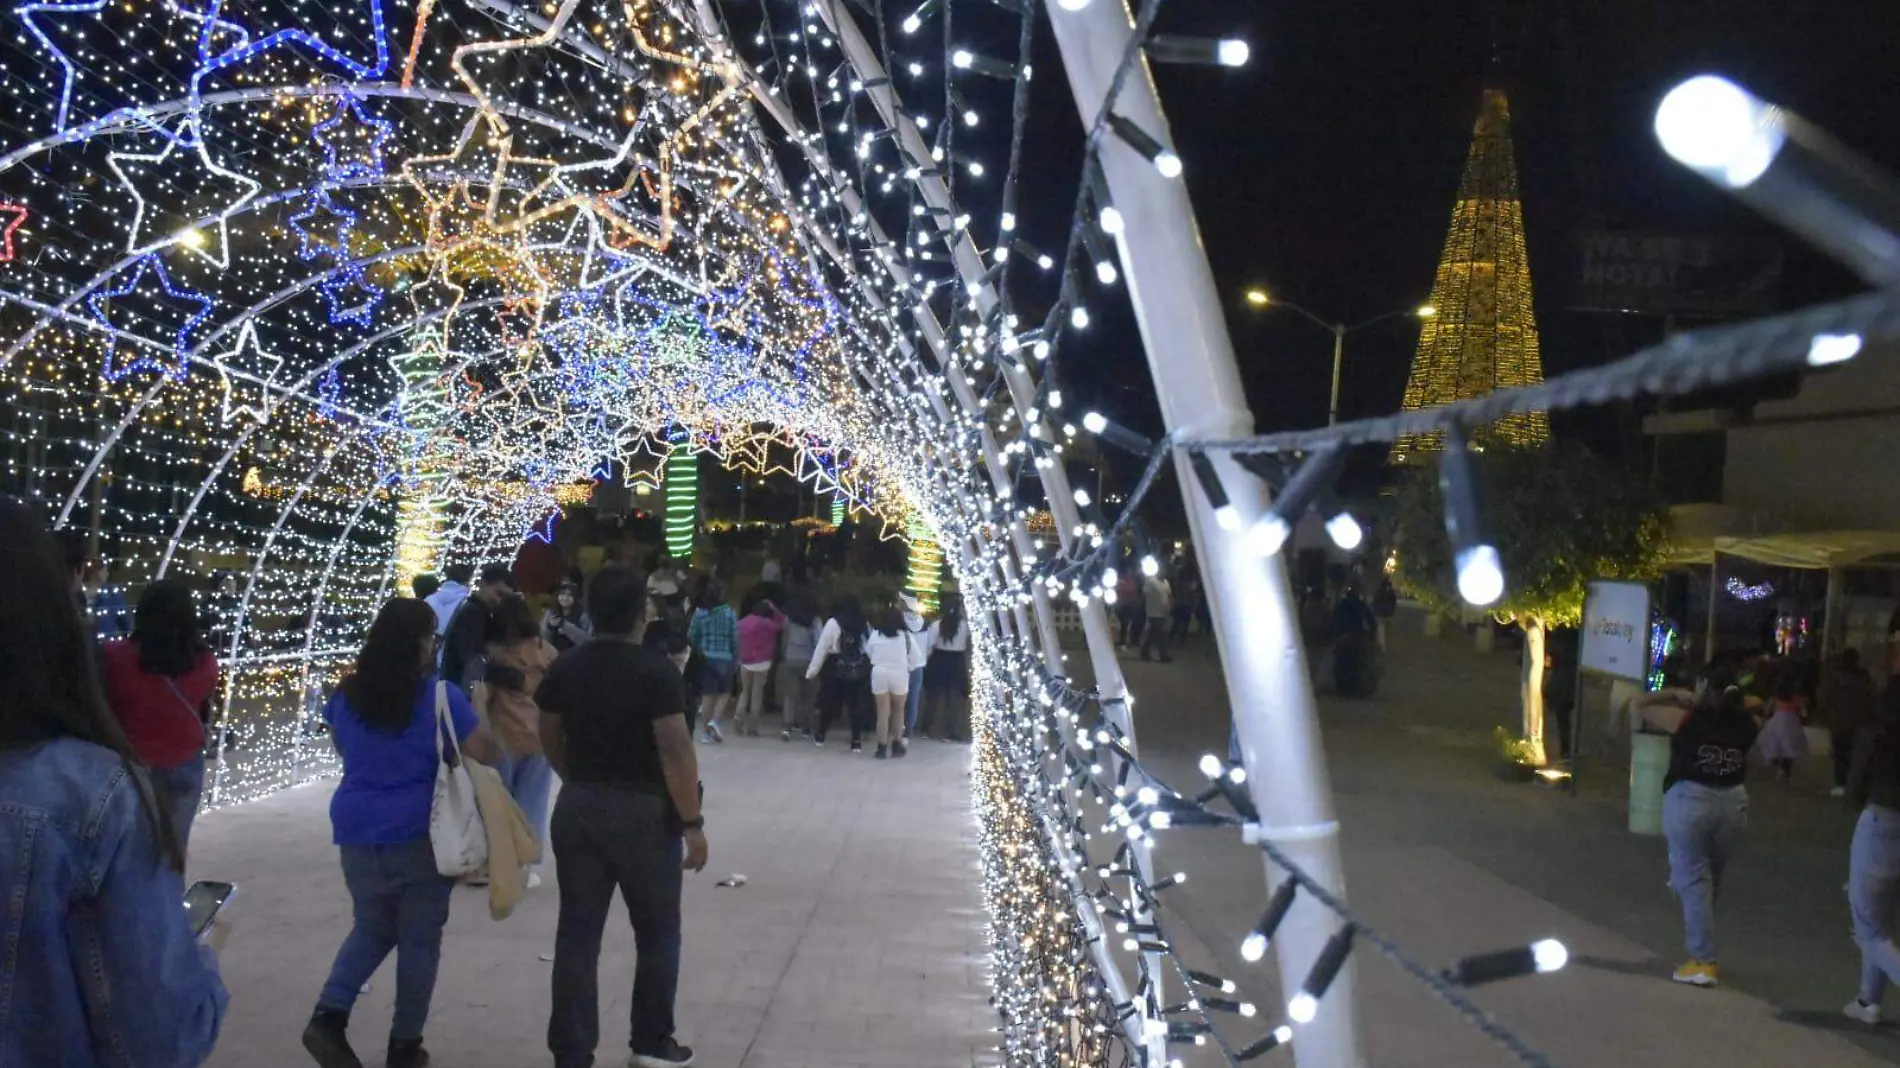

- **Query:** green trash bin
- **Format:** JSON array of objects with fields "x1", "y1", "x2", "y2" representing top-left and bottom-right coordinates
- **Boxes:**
[{"x1": 1629, "y1": 731, "x2": 1669, "y2": 836}]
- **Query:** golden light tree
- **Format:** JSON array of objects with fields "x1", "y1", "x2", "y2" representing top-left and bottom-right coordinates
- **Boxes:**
[{"x1": 1393, "y1": 89, "x2": 1550, "y2": 460}]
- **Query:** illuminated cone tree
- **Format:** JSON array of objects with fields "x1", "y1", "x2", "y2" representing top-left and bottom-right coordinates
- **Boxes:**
[{"x1": 1392, "y1": 89, "x2": 1550, "y2": 461}]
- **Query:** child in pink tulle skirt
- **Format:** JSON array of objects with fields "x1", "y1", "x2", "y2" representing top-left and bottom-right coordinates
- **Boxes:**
[{"x1": 1756, "y1": 677, "x2": 1809, "y2": 785}]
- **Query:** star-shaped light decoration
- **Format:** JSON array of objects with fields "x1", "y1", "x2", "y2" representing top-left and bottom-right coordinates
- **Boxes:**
[
  {"x1": 0, "y1": 201, "x2": 27, "y2": 262},
  {"x1": 311, "y1": 90, "x2": 396, "y2": 179},
  {"x1": 212, "y1": 320, "x2": 286, "y2": 425},
  {"x1": 86, "y1": 254, "x2": 215, "y2": 380},
  {"x1": 17, "y1": 0, "x2": 108, "y2": 132},
  {"x1": 105, "y1": 118, "x2": 261, "y2": 269}
]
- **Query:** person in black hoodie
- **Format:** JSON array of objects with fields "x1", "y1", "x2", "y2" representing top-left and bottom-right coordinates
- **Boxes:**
[{"x1": 440, "y1": 563, "x2": 514, "y2": 690}]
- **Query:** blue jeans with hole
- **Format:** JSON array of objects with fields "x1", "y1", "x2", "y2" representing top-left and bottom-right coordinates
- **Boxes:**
[
  {"x1": 495, "y1": 751, "x2": 554, "y2": 865},
  {"x1": 1851, "y1": 804, "x2": 1900, "y2": 1003},
  {"x1": 316, "y1": 838, "x2": 455, "y2": 1040},
  {"x1": 1662, "y1": 781, "x2": 1748, "y2": 963}
]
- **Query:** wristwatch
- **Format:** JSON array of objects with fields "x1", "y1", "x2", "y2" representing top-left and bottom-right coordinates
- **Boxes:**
[{"x1": 681, "y1": 816, "x2": 705, "y2": 831}]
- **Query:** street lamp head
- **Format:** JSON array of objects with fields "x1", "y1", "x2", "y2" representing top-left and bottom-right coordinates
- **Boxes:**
[
  {"x1": 1416, "y1": 304, "x2": 1437, "y2": 318},
  {"x1": 1245, "y1": 289, "x2": 1270, "y2": 307}
]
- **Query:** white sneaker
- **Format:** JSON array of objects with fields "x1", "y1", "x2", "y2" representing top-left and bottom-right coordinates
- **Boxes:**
[
  {"x1": 1845, "y1": 999, "x2": 1882, "y2": 1025},
  {"x1": 1832, "y1": 786, "x2": 1848, "y2": 797},
  {"x1": 526, "y1": 872, "x2": 543, "y2": 890}
]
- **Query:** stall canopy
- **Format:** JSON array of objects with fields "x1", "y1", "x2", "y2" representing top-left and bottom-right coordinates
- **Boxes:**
[
  {"x1": 1664, "y1": 503, "x2": 1900, "y2": 569},
  {"x1": 1712, "y1": 531, "x2": 1900, "y2": 570}
]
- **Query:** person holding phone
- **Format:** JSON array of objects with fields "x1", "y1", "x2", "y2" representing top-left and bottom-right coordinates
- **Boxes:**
[
  {"x1": 0, "y1": 500, "x2": 229, "y2": 1067},
  {"x1": 537, "y1": 564, "x2": 707, "y2": 1068},
  {"x1": 303, "y1": 598, "x2": 498, "y2": 1068},
  {"x1": 100, "y1": 578, "x2": 220, "y2": 854}
]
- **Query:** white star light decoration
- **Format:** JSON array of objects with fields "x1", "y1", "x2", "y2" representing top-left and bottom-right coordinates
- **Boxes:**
[
  {"x1": 213, "y1": 320, "x2": 286, "y2": 425},
  {"x1": 105, "y1": 118, "x2": 261, "y2": 269}
]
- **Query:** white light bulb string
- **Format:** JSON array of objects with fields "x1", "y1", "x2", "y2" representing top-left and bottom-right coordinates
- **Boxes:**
[{"x1": 1024, "y1": 667, "x2": 1561, "y2": 1067}]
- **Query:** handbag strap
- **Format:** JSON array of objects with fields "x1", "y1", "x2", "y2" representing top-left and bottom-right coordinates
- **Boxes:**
[
  {"x1": 435, "y1": 681, "x2": 466, "y2": 769},
  {"x1": 162, "y1": 676, "x2": 203, "y2": 720}
]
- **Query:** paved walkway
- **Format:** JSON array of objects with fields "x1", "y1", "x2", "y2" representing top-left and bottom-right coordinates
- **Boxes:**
[
  {"x1": 190, "y1": 737, "x2": 994, "y2": 1068},
  {"x1": 1107, "y1": 610, "x2": 1900, "y2": 1068}
]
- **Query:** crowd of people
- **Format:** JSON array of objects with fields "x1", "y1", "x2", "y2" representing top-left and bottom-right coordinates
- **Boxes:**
[
  {"x1": 1626, "y1": 647, "x2": 1900, "y2": 1028},
  {"x1": 0, "y1": 492, "x2": 984, "y2": 1068}
]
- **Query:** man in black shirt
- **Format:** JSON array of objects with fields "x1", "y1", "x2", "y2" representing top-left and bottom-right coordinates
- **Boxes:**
[
  {"x1": 440, "y1": 563, "x2": 514, "y2": 689},
  {"x1": 538, "y1": 564, "x2": 706, "y2": 1068}
]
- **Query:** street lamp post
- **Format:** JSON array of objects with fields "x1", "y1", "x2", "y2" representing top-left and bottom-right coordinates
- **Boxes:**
[{"x1": 1245, "y1": 289, "x2": 1435, "y2": 425}]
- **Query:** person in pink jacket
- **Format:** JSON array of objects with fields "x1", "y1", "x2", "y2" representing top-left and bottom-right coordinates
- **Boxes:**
[{"x1": 734, "y1": 598, "x2": 785, "y2": 737}]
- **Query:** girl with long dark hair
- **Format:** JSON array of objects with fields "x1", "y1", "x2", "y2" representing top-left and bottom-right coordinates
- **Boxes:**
[
  {"x1": 304, "y1": 597, "x2": 496, "y2": 1068},
  {"x1": 921, "y1": 595, "x2": 970, "y2": 741},
  {"x1": 0, "y1": 500, "x2": 228, "y2": 1066},
  {"x1": 805, "y1": 594, "x2": 873, "y2": 752},
  {"x1": 864, "y1": 598, "x2": 924, "y2": 760},
  {"x1": 101, "y1": 577, "x2": 220, "y2": 853},
  {"x1": 1634, "y1": 663, "x2": 1765, "y2": 988}
]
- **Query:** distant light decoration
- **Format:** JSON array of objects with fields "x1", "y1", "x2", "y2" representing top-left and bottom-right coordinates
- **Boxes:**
[
  {"x1": 906, "y1": 513, "x2": 942, "y2": 613},
  {"x1": 0, "y1": 200, "x2": 25, "y2": 261},
  {"x1": 1394, "y1": 89, "x2": 1550, "y2": 460},
  {"x1": 1724, "y1": 576, "x2": 1775, "y2": 602},
  {"x1": 664, "y1": 436, "x2": 699, "y2": 561},
  {"x1": 831, "y1": 492, "x2": 846, "y2": 526},
  {"x1": 1648, "y1": 614, "x2": 1681, "y2": 692}
]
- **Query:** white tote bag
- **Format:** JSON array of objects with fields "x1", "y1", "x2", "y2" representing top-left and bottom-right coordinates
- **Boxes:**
[{"x1": 429, "y1": 682, "x2": 488, "y2": 877}]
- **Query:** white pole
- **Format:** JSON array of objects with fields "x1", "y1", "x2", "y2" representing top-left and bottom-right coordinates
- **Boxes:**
[{"x1": 1044, "y1": 5, "x2": 1365, "y2": 1067}]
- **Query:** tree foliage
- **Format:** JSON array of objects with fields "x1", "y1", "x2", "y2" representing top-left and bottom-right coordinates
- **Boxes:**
[{"x1": 1392, "y1": 442, "x2": 1670, "y2": 628}]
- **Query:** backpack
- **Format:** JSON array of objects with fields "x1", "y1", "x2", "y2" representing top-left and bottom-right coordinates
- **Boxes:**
[{"x1": 832, "y1": 627, "x2": 871, "y2": 682}]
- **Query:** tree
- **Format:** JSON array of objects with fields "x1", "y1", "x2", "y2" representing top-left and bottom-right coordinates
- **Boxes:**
[{"x1": 1392, "y1": 442, "x2": 1669, "y2": 765}]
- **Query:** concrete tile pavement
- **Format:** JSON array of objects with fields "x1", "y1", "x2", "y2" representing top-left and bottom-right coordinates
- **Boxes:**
[
  {"x1": 1097, "y1": 611, "x2": 1900, "y2": 1067},
  {"x1": 189, "y1": 736, "x2": 996, "y2": 1068}
]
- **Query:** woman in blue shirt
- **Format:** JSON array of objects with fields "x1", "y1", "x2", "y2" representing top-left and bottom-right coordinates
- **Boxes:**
[
  {"x1": 0, "y1": 500, "x2": 229, "y2": 1067},
  {"x1": 303, "y1": 597, "x2": 496, "y2": 1068}
]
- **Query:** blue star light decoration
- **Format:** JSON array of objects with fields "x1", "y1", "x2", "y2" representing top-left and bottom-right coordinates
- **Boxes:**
[{"x1": 87, "y1": 255, "x2": 216, "y2": 381}]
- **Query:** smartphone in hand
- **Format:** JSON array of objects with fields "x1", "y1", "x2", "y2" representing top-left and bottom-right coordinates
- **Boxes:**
[{"x1": 183, "y1": 880, "x2": 237, "y2": 943}]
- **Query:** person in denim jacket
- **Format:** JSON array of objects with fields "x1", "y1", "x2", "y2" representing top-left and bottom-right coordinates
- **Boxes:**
[{"x1": 0, "y1": 499, "x2": 229, "y2": 1067}]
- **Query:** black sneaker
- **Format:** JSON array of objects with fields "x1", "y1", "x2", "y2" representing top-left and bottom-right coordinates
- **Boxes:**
[
  {"x1": 301, "y1": 1009, "x2": 363, "y2": 1068},
  {"x1": 850, "y1": 740, "x2": 863, "y2": 753},
  {"x1": 386, "y1": 1037, "x2": 429, "y2": 1068},
  {"x1": 892, "y1": 739, "x2": 908, "y2": 758},
  {"x1": 629, "y1": 1038, "x2": 696, "y2": 1067},
  {"x1": 874, "y1": 744, "x2": 889, "y2": 759}
]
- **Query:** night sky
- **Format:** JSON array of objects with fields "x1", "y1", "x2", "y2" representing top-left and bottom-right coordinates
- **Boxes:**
[{"x1": 1022, "y1": 0, "x2": 1900, "y2": 483}]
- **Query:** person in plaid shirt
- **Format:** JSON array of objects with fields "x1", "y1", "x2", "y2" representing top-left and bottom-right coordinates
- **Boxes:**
[{"x1": 687, "y1": 578, "x2": 738, "y2": 743}]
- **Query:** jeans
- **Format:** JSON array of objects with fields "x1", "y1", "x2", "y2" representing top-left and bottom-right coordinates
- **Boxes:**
[
  {"x1": 548, "y1": 783, "x2": 684, "y2": 1067},
  {"x1": 1851, "y1": 805, "x2": 1900, "y2": 1003},
  {"x1": 775, "y1": 661, "x2": 819, "y2": 732},
  {"x1": 1662, "y1": 781, "x2": 1748, "y2": 962},
  {"x1": 149, "y1": 753, "x2": 206, "y2": 855},
  {"x1": 495, "y1": 751, "x2": 554, "y2": 865},
  {"x1": 903, "y1": 667, "x2": 925, "y2": 734},
  {"x1": 1139, "y1": 616, "x2": 1171, "y2": 661},
  {"x1": 1837, "y1": 731, "x2": 1858, "y2": 790},
  {"x1": 316, "y1": 838, "x2": 455, "y2": 1040}
]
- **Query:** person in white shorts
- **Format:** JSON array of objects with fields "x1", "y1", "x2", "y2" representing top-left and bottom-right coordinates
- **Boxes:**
[{"x1": 865, "y1": 598, "x2": 925, "y2": 761}]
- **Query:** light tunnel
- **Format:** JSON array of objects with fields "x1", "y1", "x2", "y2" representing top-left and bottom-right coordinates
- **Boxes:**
[{"x1": 0, "y1": 0, "x2": 1260, "y2": 1061}]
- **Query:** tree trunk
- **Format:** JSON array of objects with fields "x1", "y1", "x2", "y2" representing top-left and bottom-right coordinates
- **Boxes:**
[{"x1": 1521, "y1": 616, "x2": 1548, "y2": 766}]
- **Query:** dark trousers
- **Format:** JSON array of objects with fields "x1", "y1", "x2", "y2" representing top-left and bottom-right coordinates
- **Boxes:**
[
  {"x1": 317, "y1": 838, "x2": 455, "y2": 1041},
  {"x1": 1139, "y1": 616, "x2": 1171, "y2": 660},
  {"x1": 817, "y1": 676, "x2": 872, "y2": 743},
  {"x1": 548, "y1": 784, "x2": 684, "y2": 1067},
  {"x1": 1837, "y1": 731, "x2": 1858, "y2": 789},
  {"x1": 1117, "y1": 606, "x2": 1144, "y2": 646}
]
